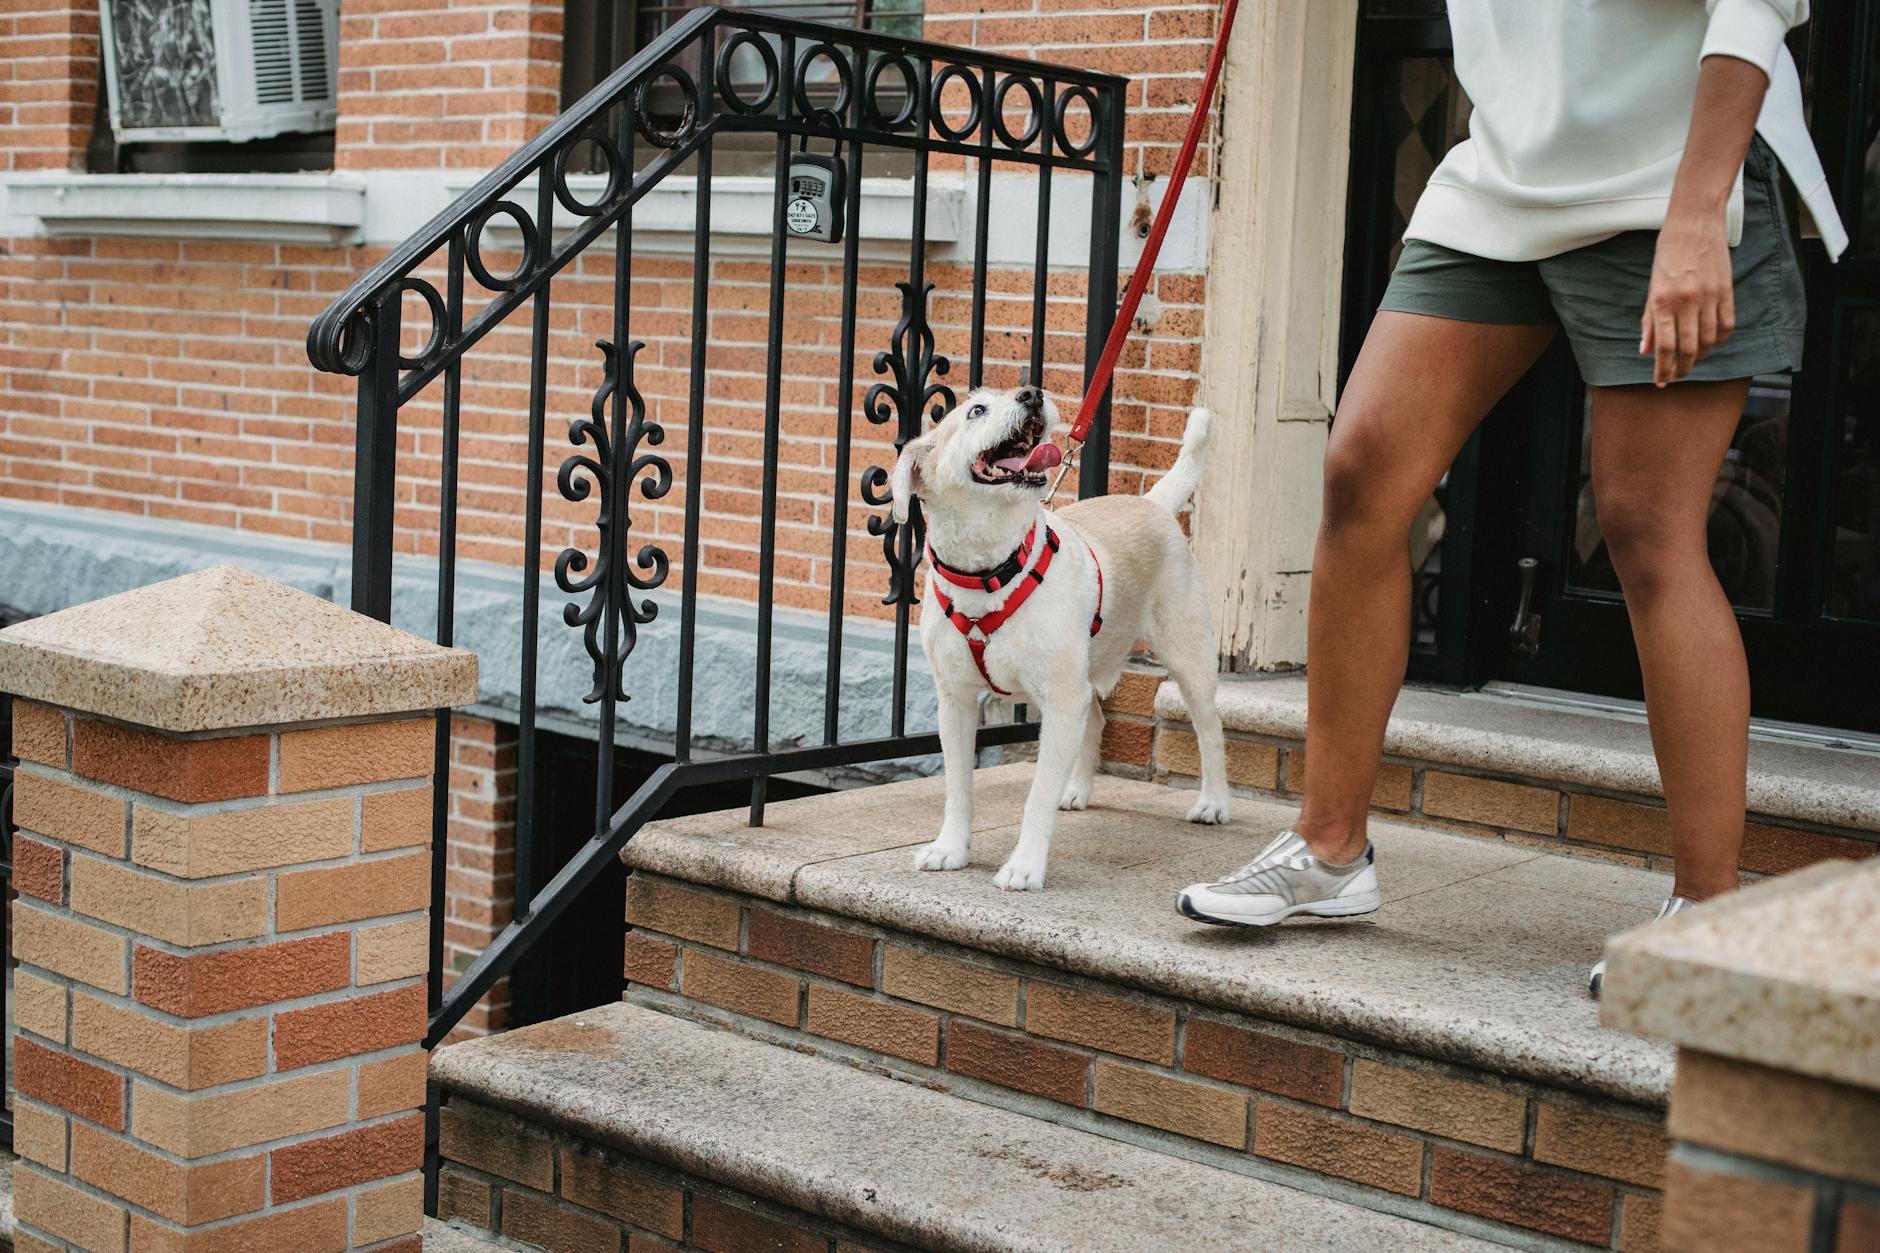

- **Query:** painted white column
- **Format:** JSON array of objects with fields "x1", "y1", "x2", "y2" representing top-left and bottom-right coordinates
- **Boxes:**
[{"x1": 1192, "y1": 0, "x2": 1359, "y2": 672}]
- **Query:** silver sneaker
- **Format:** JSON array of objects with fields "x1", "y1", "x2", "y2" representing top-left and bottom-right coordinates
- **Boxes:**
[
  {"x1": 1177, "y1": 830, "x2": 1382, "y2": 927},
  {"x1": 1589, "y1": 895, "x2": 1696, "y2": 999}
]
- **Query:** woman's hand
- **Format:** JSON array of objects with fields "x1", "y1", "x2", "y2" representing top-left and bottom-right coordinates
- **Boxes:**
[{"x1": 1641, "y1": 203, "x2": 1736, "y2": 387}]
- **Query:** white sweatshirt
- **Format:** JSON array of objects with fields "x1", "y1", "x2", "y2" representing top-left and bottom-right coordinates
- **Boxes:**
[{"x1": 1404, "y1": 0, "x2": 1847, "y2": 263}]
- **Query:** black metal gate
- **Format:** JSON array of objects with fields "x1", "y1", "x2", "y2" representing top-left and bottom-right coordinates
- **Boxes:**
[{"x1": 308, "y1": 7, "x2": 1127, "y2": 1049}]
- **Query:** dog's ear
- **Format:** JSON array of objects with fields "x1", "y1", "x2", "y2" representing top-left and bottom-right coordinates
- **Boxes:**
[{"x1": 889, "y1": 436, "x2": 930, "y2": 524}]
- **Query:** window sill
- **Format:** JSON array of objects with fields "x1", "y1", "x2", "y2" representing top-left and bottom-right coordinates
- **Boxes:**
[
  {"x1": 0, "y1": 172, "x2": 366, "y2": 245},
  {"x1": 436, "y1": 173, "x2": 962, "y2": 257}
]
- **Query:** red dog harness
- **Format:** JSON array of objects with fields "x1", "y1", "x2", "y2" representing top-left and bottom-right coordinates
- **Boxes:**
[{"x1": 927, "y1": 519, "x2": 1104, "y2": 695}]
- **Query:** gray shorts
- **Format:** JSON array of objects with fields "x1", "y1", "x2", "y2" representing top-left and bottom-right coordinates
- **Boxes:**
[{"x1": 1378, "y1": 140, "x2": 1806, "y2": 386}]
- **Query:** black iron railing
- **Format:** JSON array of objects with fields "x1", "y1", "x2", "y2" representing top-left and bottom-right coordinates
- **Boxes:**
[{"x1": 308, "y1": 7, "x2": 1126, "y2": 1051}]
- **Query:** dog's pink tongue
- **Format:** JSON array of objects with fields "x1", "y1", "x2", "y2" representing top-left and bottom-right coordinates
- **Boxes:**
[{"x1": 992, "y1": 442, "x2": 1063, "y2": 473}]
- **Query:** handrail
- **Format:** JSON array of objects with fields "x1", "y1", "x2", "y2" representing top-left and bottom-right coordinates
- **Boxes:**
[
  {"x1": 305, "y1": 5, "x2": 716, "y2": 375},
  {"x1": 305, "y1": 4, "x2": 1125, "y2": 377}
]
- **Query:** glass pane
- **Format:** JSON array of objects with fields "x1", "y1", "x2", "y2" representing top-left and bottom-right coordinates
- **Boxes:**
[
  {"x1": 1379, "y1": 54, "x2": 1470, "y2": 653},
  {"x1": 1851, "y1": 25, "x2": 1880, "y2": 256},
  {"x1": 1828, "y1": 309, "x2": 1880, "y2": 621},
  {"x1": 1566, "y1": 376, "x2": 1793, "y2": 613}
]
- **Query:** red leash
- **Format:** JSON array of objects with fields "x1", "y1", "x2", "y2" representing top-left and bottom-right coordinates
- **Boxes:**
[{"x1": 1057, "y1": 0, "x2": 1241, "y2": 485}]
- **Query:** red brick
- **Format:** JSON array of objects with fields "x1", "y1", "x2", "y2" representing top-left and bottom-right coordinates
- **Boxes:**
[
  {"x1": 133, "y1": 932, "x2": 350, "y2": 1017},
  {"x1": 273, "y1": 983, "x2": 426, "y2": 1070},
  {"x1": 1184, "y1": 1020, "x2": 1345, "y2": 1107},
  {"x1": 12, "y1": 834, "x2": 64, "y2": 902},
  {"x1": 15, "y1": 1035, "x2": 126, "y2": 1131},
  {"x1": 71, "y1": 720, "x2": 268, "y2": 802},
  {"x1": 747, "y1": 908, "x2": 877, "y2": 986},
  {"x1": 269, "y1": 1113, "x2": 425, "y2": 1203},
  {"x1": 623, "y1": 931, "x2": 677, "y2": 990},
  {"x1": 691, "y1": 1195, "x2": 823, "y2": 1253},
  {"x1": 946, "y1": 1020, "x2": 1088, "y2": 1105},
  {"x1": 1430, "y1": 1147, "x2": 1614, "y2": 1245}
]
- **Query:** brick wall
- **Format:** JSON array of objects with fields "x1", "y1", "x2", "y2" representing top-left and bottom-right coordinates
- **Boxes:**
[
  {"x1": 443, "y1": 712, "x2": 518, "y2": 1040},
  {"x1": 336, "y1": 0, "x2": 564, "y2": 171},
  {"x1": 0, "y1": 1, "x2": 98, "y2": 172},
  {"x1": 1, "y1": 4, "x2": 1218, "y2": 603}
]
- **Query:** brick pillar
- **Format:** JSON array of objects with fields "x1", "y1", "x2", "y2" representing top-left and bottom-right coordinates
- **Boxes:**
[
  {"x1": 0, "y1": 565, "x2": 477, "y2": 1253},
  {"x1": 0, "y1": 1, "x2": 99, "y2": 171},
  {"x1": 1601, "y1": 860, "x2": 1880, "y2": 1253}
]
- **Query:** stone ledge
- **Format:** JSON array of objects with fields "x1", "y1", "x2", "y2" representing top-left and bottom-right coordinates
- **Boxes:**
[
  {"x1": 431, "y1": 1002, "x2": 1497, "y2": 1252},
  {"x1": 626, "y1": 763, "x2": 1677, "y2": 1105},
  {"x1": 0, "y1": 172, "x2": 366, "y2": 244},
  {"x1": 1601, "y1": 859, "x2": 1880, "y2": 1090},
  {"x1": 1158, "y1": 674, "x2": 1880, "y2": 835},
  {"x1": 0, "y1": 566, "x2": 476, "y2": 732}
]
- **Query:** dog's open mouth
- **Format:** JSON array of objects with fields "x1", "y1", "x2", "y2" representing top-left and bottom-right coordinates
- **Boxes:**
[{"x1": 971, "y1": 423, "x2": 1064, "y2": 487}]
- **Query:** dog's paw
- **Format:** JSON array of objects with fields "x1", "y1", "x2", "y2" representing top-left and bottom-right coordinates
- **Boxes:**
[
  {"x1": 914, "y1": 840, "x2": 970, "y2": 872},
  {"x1": 1187, "y1": 793, "x2": 1231, "y2": 825},
  {"x1": 993, "y1": 857, "x2": 1046, "y2": 892},
  {"x1": 1058, "y1": 779, "x2": 1092, "y2": 811}
]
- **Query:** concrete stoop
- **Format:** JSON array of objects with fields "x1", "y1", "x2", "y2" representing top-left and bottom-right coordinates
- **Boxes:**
[
  {"x1": 1150, "y1": 674, "x2": 1880, "y2": 876},
  {"x1": 429, "y1": 764, "x2": 1694, "y2": 1251},
  {"x1": 430, "y1": 1003, "x2": 1501, "y2": 1253}
]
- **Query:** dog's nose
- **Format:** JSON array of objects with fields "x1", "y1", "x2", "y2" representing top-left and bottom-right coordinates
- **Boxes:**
[{"x1": 1015, "y1": 386, "x2": 1043, "y2": 410}]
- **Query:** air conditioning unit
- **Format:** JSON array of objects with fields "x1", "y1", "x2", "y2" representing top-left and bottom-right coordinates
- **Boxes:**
[{"x1": 98, "y1": 0, "x2": 339, "y2": 143}]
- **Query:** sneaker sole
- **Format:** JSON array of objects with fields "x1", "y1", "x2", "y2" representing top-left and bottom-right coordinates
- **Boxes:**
[{"x1": 1176, "y1": 890, "x2": 1382, "y2": 928}]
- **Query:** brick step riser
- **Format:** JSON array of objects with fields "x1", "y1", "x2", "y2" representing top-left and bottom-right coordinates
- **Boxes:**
[
  {"x1": 625, "y1": 873, "x2": 1668, "y2": 1253},
  {"x1": 1143, "y1": 724, "x2": 1877, "y2": 876},
  {"x1": 436, "y1": 1097, "x2": 916, "y2": 1253}
]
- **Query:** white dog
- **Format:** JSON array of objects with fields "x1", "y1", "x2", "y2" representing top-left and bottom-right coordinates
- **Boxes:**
[{"x1": 891, "y1": 385, "x2": 1230, "y2": 891}]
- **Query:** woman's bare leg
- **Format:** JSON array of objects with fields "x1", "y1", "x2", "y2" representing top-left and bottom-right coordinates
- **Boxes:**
[
  {"x1": 1588, "y1": 379, "x2": 1751, "y2": 901},
  {"x1": 1295, "y1": 313, "x2": 1557, "y2": 864}
]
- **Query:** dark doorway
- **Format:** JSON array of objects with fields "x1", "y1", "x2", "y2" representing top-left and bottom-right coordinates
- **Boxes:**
[{"x1": 1343, "y1": 1, "x2": 1880, "y2": 733}]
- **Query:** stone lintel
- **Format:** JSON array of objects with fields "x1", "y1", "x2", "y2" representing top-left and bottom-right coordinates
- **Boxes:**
[
  {"x1": 0, "y1": 565, "x2": 477, "y2": 732},
  {"x1": 1600, "y1": 860, "x2": 1880, "y2": 1090}
]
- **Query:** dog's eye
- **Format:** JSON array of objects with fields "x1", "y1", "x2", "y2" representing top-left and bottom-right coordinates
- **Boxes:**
[{"x1": 968, "y1": 404, "x2": 986, "y2": 419}]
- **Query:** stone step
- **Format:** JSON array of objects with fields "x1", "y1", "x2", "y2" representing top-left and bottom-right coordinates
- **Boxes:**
[
  {"x1": 430, "y1": 1001, "x2": 1506, "y2": 1252},
  {"x1": 1148, "y1": 674, "x2": 1880, "y2": 873},
  {"x1": 423, "y1": 1216, "x2": 531, "y2": 1252},
  {"x1": 620, "y1": 764, "x2": 1675, "y2": 1249}
]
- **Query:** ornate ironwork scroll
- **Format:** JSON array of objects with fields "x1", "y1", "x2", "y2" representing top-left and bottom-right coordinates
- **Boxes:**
[
  {"x1": 862, "y1": 280, "x2": 954, "y2": 605},
  {"x1": 555, "y1": 339, "x2": 672, "y2": 703}
]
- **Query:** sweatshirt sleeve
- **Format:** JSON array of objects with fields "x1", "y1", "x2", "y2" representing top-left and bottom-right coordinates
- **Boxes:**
[{"x1": 1702, "y1": 0, "x2": 1807, "y2": 78}]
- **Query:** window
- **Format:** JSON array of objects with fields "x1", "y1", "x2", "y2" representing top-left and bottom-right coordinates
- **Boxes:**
[{"x1": 560, "y1": 0, "x2": 925, "y2": 115}]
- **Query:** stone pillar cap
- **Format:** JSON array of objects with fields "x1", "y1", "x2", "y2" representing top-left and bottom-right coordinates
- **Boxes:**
[
  {"x1": 0, "y1": 565, "x2": 478, "y2": 732},
  {"x1": 1600, "y1": 859, "x2": 1880, "y2": 1090}
]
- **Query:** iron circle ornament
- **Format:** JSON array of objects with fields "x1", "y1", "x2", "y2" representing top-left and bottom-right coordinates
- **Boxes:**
[
  {"x1": 552, "y1": 128, "x2": 626, "y2": 216},
  {"x1": 929, "y1": 63, "x2": 983, "y2": 143},
  {"x1": 863, "y1": 53, "x2": 919, "y2": 131},
  {"x1": 1052, "y1": 85, "x2": 1100, "y2": 158},
  {"x1": 792, "y1": 41, "x2": 853, "y2": 124},
  {"x1": 465, "y1": 200, "x2": 537, "y2": 292},
  {"x1": 716, "y1": 30, "x2": 779, "y2": 116},
  {"x1": 633, "y1": 64, "x2": 699, "y2": 149},
  {"x1": 991, "y1": 74, "x2": 1043, "y2": 150},
  {"x1": 394, "y1": 278, "x2": 448, "y2": 371},
  {"x1": 331, "y1": 305, "x2": 374, "y2": 375}
]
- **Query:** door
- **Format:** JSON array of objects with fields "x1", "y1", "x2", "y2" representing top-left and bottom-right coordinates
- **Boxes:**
[{"x1": 1343, "y1": 0, "x2": 1880, "y2": 733}]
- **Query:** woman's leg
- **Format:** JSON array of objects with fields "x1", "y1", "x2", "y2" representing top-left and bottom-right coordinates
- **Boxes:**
[
  {"x1": 1588, "y1": 379, "x2": 1752, "y2": 901},
  {"x1": 1295, "y1": 313, "x2": 1557, "y2": 863}
]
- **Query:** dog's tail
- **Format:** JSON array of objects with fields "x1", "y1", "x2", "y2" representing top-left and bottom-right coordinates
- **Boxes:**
[{"x1": 1144, "y1": 406, "x2": 1212, "y2": 513}]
